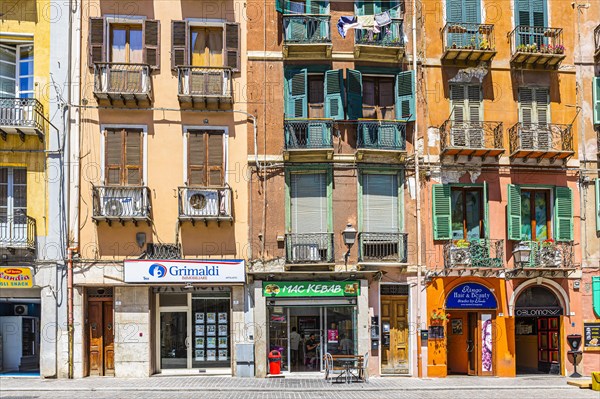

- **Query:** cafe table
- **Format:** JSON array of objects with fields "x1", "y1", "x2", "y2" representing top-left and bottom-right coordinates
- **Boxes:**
[{"x1": 333, "y1": 356, "x2": 361, "y2": 384}]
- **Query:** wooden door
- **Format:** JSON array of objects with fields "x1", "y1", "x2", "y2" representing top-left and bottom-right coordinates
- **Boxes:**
[
  {"x1": 87, "y1": 299, "x2": 114, "y2": 376},
  {"x1": 380, "y1": 296, "x2": 409, "y2": 374},
  {"x1": 103, "y1": 301, "x2": 115, "y2": 375},
  {"x1": 537, "y1": 317, "x2": 559, "y2": 373},
  {"x1": 467, "y1": 312, "x2": 477, "y2": 375}
]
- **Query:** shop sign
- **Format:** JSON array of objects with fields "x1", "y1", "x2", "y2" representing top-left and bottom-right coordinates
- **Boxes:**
[
  {"x1": 446, "y1": 283, "x2": 497, "y2": 309},
  {"x1": 124, "y1": 260, "x2": 245, "y2": 283},
  {"x1": 262, "y1": 281, "x2": 360, "y2": 297},
  {"x1": 0, "y1": 267, "x2": 33, "y2": 288},
  {"x1": 583, "y1": 322, "x2": 600, "y2": 351},
  {"x1": 515, "y1": 307, "x2": 562, "y2": 317}
]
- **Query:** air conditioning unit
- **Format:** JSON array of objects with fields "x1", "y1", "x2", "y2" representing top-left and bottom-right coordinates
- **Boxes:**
[
  {"x1": 291, "y1": 244, "x2": 320, "y2": 262},
  {"x1": 14, "y1": 304, "x2": 28, "y2": 316},
  {"x1": 184, "y1": 189, "x2": 219, "y2": 217},
  {"x1": 102, "y1": 197, "x2": 143, "y2": 217}
]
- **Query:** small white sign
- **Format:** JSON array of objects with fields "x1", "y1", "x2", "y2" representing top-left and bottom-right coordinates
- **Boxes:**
[{"x1": 123, "y1": 259, "x2": 245, "y2": 283}]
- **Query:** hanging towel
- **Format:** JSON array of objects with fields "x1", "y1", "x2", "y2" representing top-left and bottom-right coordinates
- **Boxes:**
[
  {"x1": 357, "y1": 15, "x2": 380, "y2": 33},
  {"x1": 374, "y1": 11, "x2": 392, "y2": 27},
  {"x1": 337, "y1": 16, "x2": 361, "y2": 38}
]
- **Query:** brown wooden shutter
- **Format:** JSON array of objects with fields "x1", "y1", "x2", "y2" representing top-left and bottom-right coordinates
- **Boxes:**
[
  {"x1": 125, "y1": 130, "x2": 143, "y2": 185},
  {"x1": 105, "y1": 129, "x2": 123, "y2": 185},
  {"x1": 188, "y1": 131, "x2": 206, "y2": 186},
  {"x1": 171, "y1": 20, "x2": 189, "y2": 70},
  {"x1": 207, "y1": 131, "x2": 224, "y2": 186},
  {"x1": 143, "y1": 19, "x2": 160, "y2": 69},
  {"x1": 89, "y1": 17, "x2": 106, "y2": 68},
  {"x1": 224, "y1": 23, "x2": 240, "y2": 72}
]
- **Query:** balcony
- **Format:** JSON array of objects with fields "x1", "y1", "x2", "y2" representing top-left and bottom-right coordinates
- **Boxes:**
[
  {"x1": 508, "y1": 123, "x2": 574, "y2": 163},
  {"x1": 439, "y1": 120, "x2": 504, "y2": 161},
  {"x1": 92, "y1": 186, "x2": 151, "y2": 225},
  {"x1": 507, "y1": 241, "x2": 576, "y2": 278},
  {"x1": 283, "y1": 119, "x2": 334, "y2": 160},
  {"x1": 177, "y1": 67, "x2": 233, "y2": 109},
  {"x1": 509, "y1": 26, "x2": 565, "y2": 70},
  {"x1": 594, "y1": 24, "x2": 600, "y2": 63},
  {"x1": 282, "y1": 15, "x2": 332, "y2": 59},
  {"x1": 441, "y1": 239, "x2": 504, "y2": 277},
  {"x1": 0, "y1": 98, "x2": 46, "y2": 141},
  {"x1": 178, "y1": 186, "x2": 233, "y2": 225},
  {"x1": 354, "y1": 20, "x2": 405, "y2": 62},
  {"x1": 441, "y1": 23, "x2": 496, "y2": 65},
  {"x1": 93, "y1": 63, "x2": 152, "y2": 105},
  {"x1": 0, "y1": 215, "x2": 36, "y2": 252},
  {"x1": 285, "y1": 233, "x2": 334, "y2": 269},
  {"x1": 356, "y1": 120, "x2": 407, "y2": 161},
  {"x1": 358, "y1": 232, "x2": 408, "y2": 264}
]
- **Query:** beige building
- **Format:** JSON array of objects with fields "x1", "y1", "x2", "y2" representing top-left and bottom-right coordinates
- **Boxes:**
[{"x1": 72, "y1": 0, "x2": 249, "y2": 378}]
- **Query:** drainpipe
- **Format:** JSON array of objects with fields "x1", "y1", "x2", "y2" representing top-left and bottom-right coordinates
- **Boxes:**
[{"x1": 67, "y1": 246, "x2": 77, "y2": 379}]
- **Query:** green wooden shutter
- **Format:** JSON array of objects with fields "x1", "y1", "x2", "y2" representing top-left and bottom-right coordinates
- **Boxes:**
[
  {"x1": 276, "y1": 0, "x2": 283, "y2": 13},
  {"x1": 596, "y1": 179, "x2": 600, "y2": 233},
  {"x1": 554, "y1": 186, "x2": 573, "y2": 242},
  {"x1": 432, "y1": 184, "x2": 452, "y2": 240},
  {"x1": 483, "y1": 181, "x2": 490, "y2": 239},
  {"x1": 324, "y1": 69, "x2": 345, "y2": 120},
  {"x1": 363, "y1": 174, "x2": 398, "y2": 233},
  {"x1": 593, "y1": 276, "x2": 600, "y2": 318},
  {"x1": 356, "y1": 1, "x2": 380, "y2": 16},
  {"x1": 396, "y1": 70, "x2": 415, "y2": 122},
  {"x1": 346, "y1": 69, "x2": 363, "y2": 120},
  {"x1": 507, "y1": 184, "x2": 522, "y2": 240},
  {"x1": 284, "y1": 69, "x2": 307, "y2": 118},
  {"x1": 593, "y1": 77, "x2": 600, "y2": 125}
]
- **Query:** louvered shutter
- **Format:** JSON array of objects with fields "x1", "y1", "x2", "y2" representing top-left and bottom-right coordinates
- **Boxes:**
[
  {"x1": 483, "y1": 181, "x2": 490, "y2": 238},
  {"x1": 534, "y1": 88, "x2": 549, "y2": 125},
  {"x1": 324, "y1": 69, "x2": 344, "y2": 120},
  {"x1": 593, "y1": 276, "x2": 600, "y2": 318},
  {"x1": 507, "y1": 184, "x2": 522, "y2": 240},
  {"x1": 171, "y1": 20, "x2": 189, "y2": 70},
  {"x1": 188, "y1": 132, "x2": 206, "y2": 186},
  {"x1": 516, "y1": 0, "x2": 531, "y2": 26},
  {"x1": 450, "y1": 84, "x2": 466, "y2": 122},
  {"x1": 363, "y1": 174, "x2": 398, "y2": 233},
  {"x1": 396, "y1": 70, "x2": 415, "y2": 121},
  {"x1": 596, "y1": 179, "x2": 600, "y2": 233},
  {"x1": 276, "y1": 0, "x2": 283, "y2": 13},
  {"x1": 207, "y1": 132, "x2": 224, "y2": 186},
  {"x1": 225, "y1": 23, "x2": 240, "y2": 71},
  {"x1": 125, "y1": 130, "x2": 142, "y2": 185},
  {"x1": 356, "y1": 1, "x2": 380, "y2": 16},
  {"x1": 291, "y1": 173, "x2": 327, "y2": 234},
  {"x1": 531, "y1": 0, "x2": 546, "y2": 27},
  {"x1": 346, "y1": 69, "x2": 363, "y2": 120},
  {"x1": 284, "y1": 69, "x2": 307, "y2": 118},
  {"x1": 89, "y1": 17, "x2": 106, "y2": 67},
  {"x1": 105, "y1": 130, "x2": 123, "y2": 185},
  {"x1": 554, "y1": 186, "x2": 573, "y2": 242},
  {"x1": 447, "y1": 0, "x2": 464, "y2": 46},
  {"x1": 464, "y1": 0, "x2": 481, "y2": 23},
  {"x1": 594, "y1": 77, "x2": 600, "y2": 125},
  {"x1": 519, "y1": 87, "x2": 534, "y2": 148},
  {"x1": 432, "y1": 184, "x2": 451, "y2": 240},
  {"x1": 143, "y1": 20, "x2": 160, "y2": 69},
  {"x1": 467, "y1": 85, "x2": 482, "y2": 122}
]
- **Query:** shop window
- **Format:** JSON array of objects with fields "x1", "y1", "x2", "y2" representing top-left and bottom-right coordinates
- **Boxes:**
[
  {"x1": 104, "y1": 128, "x2": 143, "y2": 186},
  {"x1": 186, "y1": 130, "x2": 225, "y2": 186},
  {"x1": 450, "y1": 186, "x2": 484, "y2": 241}
]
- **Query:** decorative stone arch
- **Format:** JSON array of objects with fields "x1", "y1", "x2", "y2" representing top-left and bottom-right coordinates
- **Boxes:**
[{"x1": 508, "y1": 278, "x2": 570, "y2": 317}]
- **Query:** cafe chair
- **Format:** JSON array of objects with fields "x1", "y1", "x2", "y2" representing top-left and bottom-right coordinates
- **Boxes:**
[
  {"x1": 357, "y1": 352, "x2": 369, "y2": 382},
  {"x1": 324, "y1": 353, "x2": 344, "y2": 383}
]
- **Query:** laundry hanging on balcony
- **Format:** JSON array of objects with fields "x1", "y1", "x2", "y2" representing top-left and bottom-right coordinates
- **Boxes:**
[{"x1": 336, "y1": 8, "x2": 396, "y2": 38}]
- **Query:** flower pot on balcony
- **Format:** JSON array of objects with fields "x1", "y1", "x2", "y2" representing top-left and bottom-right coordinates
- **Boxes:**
[{"x1": 448, "y1": 25, "x2": 467, "y2": 33}]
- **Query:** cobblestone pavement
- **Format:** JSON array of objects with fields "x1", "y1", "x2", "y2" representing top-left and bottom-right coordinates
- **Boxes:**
[{"x1": 0, "y1": 375, "x2": 596, "y2": 399}]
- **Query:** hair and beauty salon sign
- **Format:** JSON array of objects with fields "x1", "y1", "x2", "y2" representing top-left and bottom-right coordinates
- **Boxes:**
[
  {"x1": 124, "y1": 260, "x2": 245, "y2": 283},
  {"x1": 262, "y1": 281, "x2": 360, "y2": 297},
  {"x1": 446, "y1": 283, "x2": 497, "y2": 309}
]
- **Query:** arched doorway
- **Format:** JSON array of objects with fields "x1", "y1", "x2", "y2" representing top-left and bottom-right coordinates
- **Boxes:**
[{"x1": 515, "y1": 285, "x2": 563, "y2": 374}]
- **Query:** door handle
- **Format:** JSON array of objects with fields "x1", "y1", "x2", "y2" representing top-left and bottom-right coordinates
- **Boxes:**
[
  {"x1": 185, "y1": 336, "x2": 190, "y2": 348},
  {"x1": 466, "y1": 340, "x2": 474, "y2": 352}
]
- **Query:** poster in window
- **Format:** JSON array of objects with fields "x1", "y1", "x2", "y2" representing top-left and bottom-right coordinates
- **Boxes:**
[
  {"x1": 218, "y1": 312, "x2": 228, "y2": 324},
  {"x1": 195, "y1": 337, "x2": 204, "y2": 348},
  {"x1": 451, "y1": 319, "x2": 463, "y2": 335},
  {"x1": 207, "y1": 350, "x2": 216, "y2": 361},
  {"x1": 195, "y1": 349, "x2": 205, "y2": 361},
  {"x1": 195, "y1": 324, "x2": 204, "y2": 336},
  {"x1": 195, "y1": 313, "x2": 205, "y2": 324},
  {"x1": 218, "y1": 337, "x2": 228, "y2": 348},
  {"x1": 481, "y1": 314, "x2": 493, "y2": 373},
  {"x1": 207, "y1": 324, "x2": 217, "y2": 336},
  {"x1": 207, "y1": 337, "x2": 216, "y2": 349},
  {"x1": 218, "y1": 349, "x2": 228, "y2": 361},
  {"x1": 206, "y1": 313, "x2": 216, "y2": 324},
  {"x1": 218, "y1": 325, "x2": 228, "y2": 336}
]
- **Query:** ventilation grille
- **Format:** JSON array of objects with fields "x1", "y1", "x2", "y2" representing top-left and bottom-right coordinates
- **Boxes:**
[{"x1": 87, "y1": 287, "x2": 114, "y2": 298}]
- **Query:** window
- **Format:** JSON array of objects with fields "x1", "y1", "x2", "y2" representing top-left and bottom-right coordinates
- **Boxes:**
[
  {"x1": 277, "y1": 0, "x2": 329, "y2": 14},
  {"x1": 363, "y1": 76, "x2": 395, "y2": 120},
  {"x1": 450, "y1": 84, "x2": 482, "y2": 123},
  {"x1": 290, "y1": 172, "x2": 328, "y2": 234},
  {"x1": 450, "y1": 187, "x2": 484, "y2": 240},
  {"x1": 446, "y1": 0, "x2": 480, "y2": 23},
  {"x1": 171, "y1": 21, "x2": 240, "y2": 71},
  {"x1": 284, "y1": 69, "x2": 344, "y2": 120},
  {"x1": 0, "y1": 44, "x2": 33, "y2": 98},
  {"x1": 519, "y1": 87, "x2": 549, "y2": 125},
  {"x1": 104, "y1": 128, "x2": 143, "y2": 186},
  {"x1": 595, "y1": 178, "x2": 600, "y2": 234},
  {"x1": 308, "y1": 75, "x2": 325, "y2": 118},
  {"x1": 515, "y1": 0, "x2": 547, "y2": 27},
  {"x1": 432, "y1": 184, "x2": 488, "y2": 240},
  {"x1": 355, "y1": 0, "x2": 401, "y2": 17},
  {"x1": 187, "y1": 130, "x2": 225, "y2": 186},
  {"x1": 0, "y1": 167, "x2": 27, "y2": 223},
  {"x1": 362, "y1": 173, "x2": 399, "y2": 233},
  {"x1": 593, "y1": 77, "x2": 600, "y2": 126},
  {"x1": 110, "y1": 24, "x2": 143, "y2": 63},
  {"x1": 520, "y1": 189, "x2": 551, "y2": 241}
]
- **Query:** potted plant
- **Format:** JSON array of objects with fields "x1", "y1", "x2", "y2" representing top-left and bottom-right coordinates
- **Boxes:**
[
  {"x1": 554, "y1": 44, "x2": 565, "y2": 54},
  {"x1": 448, "y1": 24, "x2": 467, "y2": 33},
  {"x1": 430, "y1": 309, "x2": 451, "y2": 325},
  {"x1": 479, "y1": 38, "x2": 490, "y2": 50},
  {"x1": 538, "y1": 239, "x2": 562, "y2": 267},
  {"x1": 528, "y1": 43, "x2": 538, "y2": 52},
  {"x1": 449, "y1": 239, "x2": 471, "y2": 267},
  {"x1": 516, "y1": 44, "x2": 527, "y2": 52}
]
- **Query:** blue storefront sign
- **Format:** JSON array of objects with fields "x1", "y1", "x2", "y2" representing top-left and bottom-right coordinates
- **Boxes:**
[{"x1": 446, "y1": 283, "x2": 497, "y2": 309}]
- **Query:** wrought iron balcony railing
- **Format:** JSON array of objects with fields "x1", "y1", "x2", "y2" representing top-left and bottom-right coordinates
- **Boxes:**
[
  {"x1": 283, "y1": 15, "x2": 331, "y2": 44},
  {"x1": 355, "y1": 20, "x2": 404, "y2": 47},
  {"x1": 0, "y1": 98, "x2": 47, "y2": 140},
  {"x1": 92, "y1": 186, "x2": 151, "y2": 222},
  {"x1": 512, "y1": 241, "x2": 574, "y2": 269},
  {"x1": 509, "y1": 26, "x2": 565, "y2": 68},
  {"x1": 439, "y1": 120, "x2": 504, "y2": 159},
  {"x1": 177, "y1": 67, "x2": 233, "y2": 105},
  {"x1": 442, "y1": 22, "x2": 496, "y2": 62},
  {"x1": 359, "y1": 232, "x2": 407, "y2": 263},
  {"x1": 178, "y1": 186, "x2": 233, "y2": 221},
  {"x1": 284, "y1": 119, "x2": 333, "y2": 150},
  {"x1": 508, "y1": 123, "x2": 574, "y2": 162},
  {"x1": 357, "y1": 120, "x2": 406, "y2": 151},
  {"x1": 93, "y1": 63, "x2": 152, "y2": 102},
  {"x1": 285, "y1": 233, "x2": 334, "y2": 264},
  {"x1": 0, "y1": 215, "x2": 36, "y2": 251},
  {"x1": 443, "y1": 239, "x2": 504, "y2": 269}
]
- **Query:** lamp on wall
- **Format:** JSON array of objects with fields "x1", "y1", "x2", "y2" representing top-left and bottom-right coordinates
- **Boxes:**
[
  {"x1": 512, "y1": 242, "x2": 532, "y2": 267},
  {"x1": 342, "y1": 223, "x2": 357, "y2": 271},
  {"x1": 136, "y1": 232, "x2": 146, "y2": 249}
]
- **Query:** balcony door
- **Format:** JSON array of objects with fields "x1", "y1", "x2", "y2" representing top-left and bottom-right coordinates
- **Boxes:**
[
  {"x1": 515, "y1": 0, "x2": 547, "y2": 47},
  {"x1": 0, "y1": 44, "x2": 33, "y2": 99},
  {"x1": 0, "y1": 168, "x2": 27, "y2": 247},
  {"x1": 449, "y1": 84, "x2": 483, "y2": 148},
  {"x1": 446, "y1": 0, "x2": 481, "y2": 48}
]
